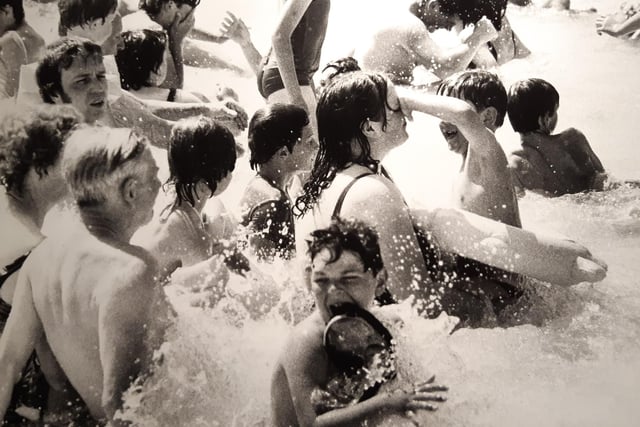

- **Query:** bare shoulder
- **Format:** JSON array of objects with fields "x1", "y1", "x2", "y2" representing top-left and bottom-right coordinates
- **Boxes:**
[
  {"x1": 280, "y1": 313, "x2": 325, "y2": 367},
  {"x1": 241, "y1": 178, "x2": 282, "y2": 209},
  {"x1": 557, "y1": 127, "x2": 588, "y2": 146}
]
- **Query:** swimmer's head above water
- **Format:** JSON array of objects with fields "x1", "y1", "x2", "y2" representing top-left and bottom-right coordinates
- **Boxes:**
[
  {"x1": 411, "y1": 0, "x2": 507, "y2": 31},
  {"x1": 437, "y1": 70, "x2": 507, "y2": 155},
  {"x1": 0, "y1": 0, "x2": 25, "y2": 30},
  {"x1": 139, "y1": 0, "x2": 200, "y2": 28},
  {"x1": 507, "y1": 78, "x2": 560, "y2": 134},
  {"x1": 306, "y1": 217, "x2": 386, "y2": 323},
  {"x1": 36, "y1": 37, "x2": 108, "y2": 124},
  {"x1": 58, "y1": 0, "x2": 118, "y2": 45},
  {"x1": 115, "y1": 29, "x2": 169, "y2": 91}
]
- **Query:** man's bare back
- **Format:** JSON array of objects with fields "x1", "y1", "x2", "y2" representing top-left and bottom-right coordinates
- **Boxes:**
[{"x1": 24, "y1": 224, "x2": 169, "y2": 420}]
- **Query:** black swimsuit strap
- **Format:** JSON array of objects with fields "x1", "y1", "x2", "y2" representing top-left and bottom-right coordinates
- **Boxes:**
[
  {"x1": 0, "y1": 252, "x2": 29, "y2": 289},
  {"x1": 331, "y1": 172, "x2": 373, "y2": 219}
]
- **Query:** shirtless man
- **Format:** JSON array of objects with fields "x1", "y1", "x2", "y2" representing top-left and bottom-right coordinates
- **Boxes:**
[
  {"x1": 0, "y1": 0, "x2": 44, "y2": 98},
  {"x1": 35, "y1": 37, "x2": 245, "y2": 147},
  {"x1": 0, "y1": 127, "x2": 171, "y2": 425},
  {"x1": 353, "y1": 0, "x2": 498, "y2": 85},
  {"x1": 432, "y1": 70, "x2": 520, "y2": 227}
]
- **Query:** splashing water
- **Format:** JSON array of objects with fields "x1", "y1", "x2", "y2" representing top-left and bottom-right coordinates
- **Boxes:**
[{"x1": 1, "y1": 1, "x2": 639, "y2": 426}]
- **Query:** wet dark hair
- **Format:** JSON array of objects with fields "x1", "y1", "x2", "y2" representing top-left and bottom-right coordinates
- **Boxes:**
[
  {"x1": 0, "y1": 106, "x2": 80, "y2": 198},
  {"x1": 307, "y1": 217, "x2": 384, "y2": 276},
  {"x1": 320, "y1": 56, "x2": 361, "y2": 87},
  {"x1": 167, "y1": 116, "x2": 236, "y2": 207},
  {"x1": 36, "y1": 37, "x2": 104, "y2": 104},
  {"x1": 58, "y1": 0, "x2": 117, "y2": 33},
  {"x1": 0, "y1": 0, "x2": 25, "y2": 27},
  {"x1": 115, "y1": 29, "x2": 167, "y2": 91},
  {"x1": 248, "y1": 103, "x2": 309, "y2": 170},
  {"x1": 295, "y1": 71, "x2": 392, "y2": 217},
  {"x1": 437, "y1": 0, "x2": 507, "y2": 31},
  {"x1": 507, "y1": 78, "x2": 560, "y2": 133},
  {"x1": 437, "y1": 70, "x2": 507, "y2": 127},
  {"x1": 139, "y1": 0, "x2": 200, "y2": 18}
]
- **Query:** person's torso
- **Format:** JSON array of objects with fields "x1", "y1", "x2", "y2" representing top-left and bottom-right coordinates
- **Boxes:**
[{"x1": 265, "y1": 0, "x2": 331, "y2": 74}]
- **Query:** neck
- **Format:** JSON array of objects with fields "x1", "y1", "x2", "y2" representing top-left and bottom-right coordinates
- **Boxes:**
[
  {"x1": 258, "y1": 164, "x2": 289, "y2": 190},
  {"x1": 191, "y1": 196, "x2": 207, "y2": 214},
  {"x1": 79, "y1": 206, "x2": 134, "y2": 243},
  {"x1": 9, "y1": 193, "x2": 50, "y2": 235},
  {"x1": 520, "y1": 131, "x2": 547, "y2": 146}
]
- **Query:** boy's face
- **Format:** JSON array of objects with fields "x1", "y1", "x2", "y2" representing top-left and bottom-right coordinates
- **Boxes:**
[
  {"x1": 57, "y1": 55, "x2": 108, "y2": 124},
  {"x1": 309, "y1": 249, "x2": 380, "y2": 322},
  {"x1": 67, "y1": 11, "x2": 117, "y2": 46},
  {"x1": 439, "y1": 120, "x2": 468, "y2": 155},
  {"x1": 287, "y1": 124, "x2": 317, "y2": 172}
]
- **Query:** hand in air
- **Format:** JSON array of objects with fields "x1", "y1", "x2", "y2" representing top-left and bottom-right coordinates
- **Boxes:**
[
  {"x1": 386, "y1": 375, "x2": 448, "y2": 416},
  {"x1": 473, "y1": 17, "x2": 499, "y2": 43},
  {"x1": 219, "y1": 11, "x2": 252, "y2": 45},
  {"x1": 595, "y1": 15, "x2": 616, "y2": 36},
  {"x1": 169, "y1": 8, "x2": 195, "y2": 43}
]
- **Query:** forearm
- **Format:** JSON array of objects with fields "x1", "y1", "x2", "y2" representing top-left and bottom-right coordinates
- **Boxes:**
[
  {"x1": 238, "y1": 41, "x2": 263, "y2": 75},
  {"x1": 401, "y1": 89, "x2": 476, "y2": 125},
  {"x1": 168, "y1": 37, "x2": 185, "y2": 89},
  {"x1": 0, "y1": 362, "x2": 21, "y2": 419},
  {"x1": 272, "y1": 35, "x2": 306, "y2": 107},
  {"x1": 313, "y1": 393, "x2": 391, "y2": 427},
  {"x1": 171, "y1": 256, "x2": 229, "y2": 292},
  {"x1": 613, "y1": 14, "x2": 640, "y2": 36},
  {"x1": 145, "y1": 100, "x2": 210, "y2": 121},
  {"x1": 432, "y1": 35, "x2": 485, "y2": 78},
  {"x1": 189, "y1": 27, "x2": 228, "y2": 43}
]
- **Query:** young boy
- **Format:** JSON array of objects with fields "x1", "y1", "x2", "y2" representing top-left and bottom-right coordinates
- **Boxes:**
[
  {"x1": 240, "y1": 103, "x2": 316, "y2": 261},
  {"x1": 414, "y1": 70, "x2": 521, "y2": 228},
  {"x1": 58, "y1": 0, "x2": 121, "y2": 54},
  {"x1": 507, "y1": 78, "x2": 606, "y2": 196},
  {"x1": 271, "y1": 217, "x2": 447, "y2": 426}
]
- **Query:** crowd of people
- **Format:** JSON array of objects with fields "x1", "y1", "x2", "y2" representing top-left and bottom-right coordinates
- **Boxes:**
[{"x1": 0, "y1": 0, "x2": 626, "y2": 425}]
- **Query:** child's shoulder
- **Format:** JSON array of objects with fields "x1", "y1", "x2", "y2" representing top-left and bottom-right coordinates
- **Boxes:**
[
  {"x1": 554, "y1": 127, "x2": 587, "y2": 144},
  {"x1": 241, "y1": 177, "x2": 284, "y2": 206}
]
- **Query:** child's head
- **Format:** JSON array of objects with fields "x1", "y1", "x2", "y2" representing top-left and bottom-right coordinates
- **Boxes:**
[
  {"x1": 436, "y1": 70, "x2": 507, "y2": 154},
  {"x1": 248, "y1": 103, "x2": 315, "y2": 173},
  {"x1": 115, "y1": 30, "x2": 169, "y2": 91},
  {"x1": 58, "y1": 0, "x2": 118, "y2": 46},
  {"x1": 306, "y1": 217, "x2": 386, "y2": 322},
  {"x1": 168, "y1": 116, "x2": 236, "y2": 207},
  {"x1": 507, "y1": 78, "x2": 559, "y2": 135},
  {"x1": 139, "y1": 0, "x2": 199, "y2": 28}
]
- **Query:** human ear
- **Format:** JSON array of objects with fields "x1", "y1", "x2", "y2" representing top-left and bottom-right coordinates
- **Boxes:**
[
  {"x1": 480, "y1": 107, "x2": 498, "y2": 128},
  {"x1": 360, "y1": 118, "x2": 377, "y2": 139},
  {"x1": 121, "y1": 176, "x2": 139, "y2": 206},
  {"x1": 374, "y1": 268, "x2": 388, "y2": 296}
]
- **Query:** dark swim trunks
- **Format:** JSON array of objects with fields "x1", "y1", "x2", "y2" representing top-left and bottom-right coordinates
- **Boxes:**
[{"x1": 0, "y1": 252, "x2": 49, "y2": 426}]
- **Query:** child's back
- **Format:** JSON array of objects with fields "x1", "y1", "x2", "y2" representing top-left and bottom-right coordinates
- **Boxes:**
[{"x1": 507, "y1": 78, "x2": 605, "y2": 196}]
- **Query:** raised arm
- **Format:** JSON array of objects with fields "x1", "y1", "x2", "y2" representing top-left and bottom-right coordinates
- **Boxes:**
[
  {"x1": 271, "y1": 0, "x2": 314, "y2": 109},
  {"x1": 342, "y1": 177, "x2": 431, "y2": 302},
  {"x1": 0, "y1": 34, "x2": 27, "y2": 98},
  {"x1": 409, "y1": 17, "x2": 498, "y2": 79},
  {"x1": 163, "y1": 8, "x2": 196, "y2": 89},
  {"x1": 0, "y1": 267, "x2": 43, "y2": 420},
  {"x1": 220, "y1": 12, "x2": 263, "y2": 74},
  {"x1": 398, "y1": 87, "x2": 501, "y2": 158}
]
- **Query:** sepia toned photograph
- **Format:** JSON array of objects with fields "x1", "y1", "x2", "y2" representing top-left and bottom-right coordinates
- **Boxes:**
[{"x1": 0, "y1": 0, "x2": 638, "y2": 425}]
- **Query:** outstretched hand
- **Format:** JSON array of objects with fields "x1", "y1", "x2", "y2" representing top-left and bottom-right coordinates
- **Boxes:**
[
  {"x1": 385, "y1": 375, "x2": 448, "y2": 419},
  {"x1": 219, "y1": 11, "x2": 252, "y2": 45},
  {"x1": 595, "y1": 15, "x2": 616, "y2": 36}
]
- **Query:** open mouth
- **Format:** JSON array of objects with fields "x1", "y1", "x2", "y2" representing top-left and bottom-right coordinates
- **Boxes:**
[
  {"x1": 89, "y1": 99, "x2": 105, "y2": 108},
  {"x1": 442, "y1": 129, "x2": 458, "y2": 140}
]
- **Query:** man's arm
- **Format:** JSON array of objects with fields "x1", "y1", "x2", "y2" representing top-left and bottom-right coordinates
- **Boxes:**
[
  {"x1": 597, "y1": 13, "x2": 640, "y2": 37},
  {"x1": 109, "y1": 92, "x2": 173, "y2": 148},
  {"x1": 409, "y1": 17, "x2": 498, "y2": 79},
  {"x1": 220, "y1": 12, "x2": 263, "y2": 74},
  {"x1": 0, "y1": 267, "x2": 43, "y2": 419},
  {"x1": 98, "y1": 265, "x2": 162, "y2": 425},
  {"x1": 163, "y1": 8, "x2": 196, "y2": 89},
  {"x1": 0, "y1": 34, "x2": 26, "y2": 98},
  {"x1": 271, "y1": 0, "x2": 314, "y2": 109}
]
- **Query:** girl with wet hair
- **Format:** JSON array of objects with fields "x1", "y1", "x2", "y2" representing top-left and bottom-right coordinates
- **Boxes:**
[
  {"x1": 294, "y1": 71, "x2": 431, "y2": 305},
  {"x1": 134, "y1": 116, "x2": 238, "y2": 286}
]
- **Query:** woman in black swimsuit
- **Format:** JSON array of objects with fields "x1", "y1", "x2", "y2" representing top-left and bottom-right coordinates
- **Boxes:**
[{"x1": 0, "y1": 105, "x2": 80, "y2": 424}]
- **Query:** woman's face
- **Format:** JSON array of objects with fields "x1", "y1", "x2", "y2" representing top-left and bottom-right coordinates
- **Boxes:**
[{"x1": 378, "y1": 83, "x2": 409, "y2": 149}]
